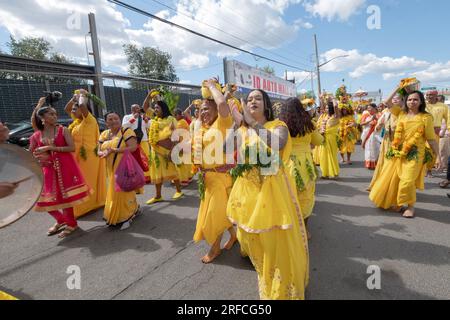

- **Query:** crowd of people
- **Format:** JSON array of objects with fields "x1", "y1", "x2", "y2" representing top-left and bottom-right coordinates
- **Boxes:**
[{"x1": 0, "y1": 77, "x2": 449, "y2": 300}]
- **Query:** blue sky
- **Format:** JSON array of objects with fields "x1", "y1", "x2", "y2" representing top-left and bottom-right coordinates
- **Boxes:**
[{"x1": 0, "y1": 0, "x2": 449, "y2": 98}]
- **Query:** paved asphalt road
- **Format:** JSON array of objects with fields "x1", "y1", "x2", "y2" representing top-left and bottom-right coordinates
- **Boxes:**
[{"x1": 1, "y1": 146, "x2": 449, "y2": 300}]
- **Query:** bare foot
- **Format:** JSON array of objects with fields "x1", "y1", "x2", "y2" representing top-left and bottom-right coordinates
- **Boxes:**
[
  {"x1": 389, "y1": 206, "x2": 403, "y2": 213},
  {"x1": 224, "y1": 236, "x2": 237, "y2": 250},
  {"x1": 201, "y1": 248, "x2": 221, "y2": 264},
  {"x1": 402, "y1": 208, "x2": 415, "y2": 219}
]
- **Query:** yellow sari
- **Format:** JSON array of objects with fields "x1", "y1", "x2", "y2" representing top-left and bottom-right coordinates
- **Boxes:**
[
  {"x1": 70, "y1": 113, "x2": 106, "y2": 218},
  {"x1": 369, "y1": 113, "x2": 435, "y2": 208},
  {"x1": 193, "y1": 115, "x2": 234, "y2": 245},
  {"x1": 175, "y1": 119, "x2": 193, "y2": 182},
  {"x1": 227, "y1": 120, "x2": 309, "y2": 300},
  {"x1": 148, "y1": 116, "x2": 179, "y2": 184},
  {"x1": 319, "y1": 115, "x2": 340, "y2": 178},
  {"x1": 286, "y1": 131, "x2": 323, "y2": 220},
  {"x1": 99, "y1": 129, "x2": 139, "y2": 225},
  {"x1": 339, "y1": 115, "x2": 357, "y2": 154},
  {"x1": 312, "y1": 114, "x2": 325, "y2": 165}
]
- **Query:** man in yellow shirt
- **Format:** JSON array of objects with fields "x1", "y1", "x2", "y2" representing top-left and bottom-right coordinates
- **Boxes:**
[{"x1": 426, "y1": 90, "x2": 448, "y2": 137}]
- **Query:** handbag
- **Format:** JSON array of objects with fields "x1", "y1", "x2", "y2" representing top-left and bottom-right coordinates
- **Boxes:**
[
  {"x1": 114, "y1": 150, "x2": 145, "y2": 192},
  {"x1": 114, "y1": 128, "x2": 149, "y2": 172}
]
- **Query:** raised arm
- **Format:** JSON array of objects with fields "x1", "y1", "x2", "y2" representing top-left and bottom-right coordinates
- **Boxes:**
[
  {"x1": 205, "y1": 79, "x2": 229, "y2": 118},
  {"x1": 31, "y1": 97, "x2": 47, "y2": 131}
]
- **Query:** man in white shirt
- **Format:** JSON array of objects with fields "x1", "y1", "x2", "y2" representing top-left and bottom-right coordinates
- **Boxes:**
[{"x1": 122, "y1": 104, "x2": 151, "y2": 183}]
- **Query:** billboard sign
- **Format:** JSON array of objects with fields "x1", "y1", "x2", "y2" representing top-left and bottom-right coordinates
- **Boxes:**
[{"x1": 224, "y1": 60, "x2": 297, "y2": 100}]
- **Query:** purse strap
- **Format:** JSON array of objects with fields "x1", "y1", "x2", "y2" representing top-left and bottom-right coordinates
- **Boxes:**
[{"x1": 113, "y1": 128, "x2": 130, "y2": 167}]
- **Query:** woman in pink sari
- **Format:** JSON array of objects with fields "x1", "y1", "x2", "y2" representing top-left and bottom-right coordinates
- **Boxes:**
[
  {"x1": 360, "y1": 104, "x2": 381, "y2": 170},
  {"x1": 30, "y1": 97, "x2": 91, "y2": 238}
]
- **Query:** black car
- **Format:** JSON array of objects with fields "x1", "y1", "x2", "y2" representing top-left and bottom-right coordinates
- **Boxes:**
[{"x1": 7, "y1": 118, "x2": 107, "y2": 148}]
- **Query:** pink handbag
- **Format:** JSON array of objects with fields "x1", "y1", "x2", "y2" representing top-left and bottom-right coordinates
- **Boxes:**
[{"x1": 114, "y1": 150, "x2": 145, "y2": 192}]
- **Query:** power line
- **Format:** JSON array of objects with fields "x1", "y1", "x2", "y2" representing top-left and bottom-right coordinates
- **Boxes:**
[
  {"x1": 144, "y1": 0, "x2": 313, "y2": 69},
  {"x1": 218, "y1": 1, "x2": 314, "y2": 64},
  {"x1": 108, "y1": 0, "x2": 311, "y2": 72}
]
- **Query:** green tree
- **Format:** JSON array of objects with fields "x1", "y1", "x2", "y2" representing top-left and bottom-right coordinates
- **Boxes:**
[
  {"x1": 123, "y1": 44, "x2": 178, "y2": 89},
  {"x1": 8, "y1": 36, "x2": 51, "y2": 60}
]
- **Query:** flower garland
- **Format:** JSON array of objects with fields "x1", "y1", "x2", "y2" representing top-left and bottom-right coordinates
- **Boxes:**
[
  {"x1": 149, "y1": 117, "x2": 161, "y2": 146},
  {"x1": 339, "y1": 117, "x2": 356, "y2": 143},
  {"x1": 386, "y1": 121, "x2": 425, "y2": 161}
]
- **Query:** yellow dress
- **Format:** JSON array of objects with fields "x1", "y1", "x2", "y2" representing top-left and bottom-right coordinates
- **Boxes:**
[
  {"x1": 149, "y1": 116, "x2": 179, "y2": 184},
  {"x1": 175, "y1": 119, "x2": 192, "y2": 182},
  {"x1": 286, "y1": 131, "x2": 323, "y2": 220},
  {"x1": 369, "y1": 113, "x2": 436, "y2": 209},
  {"x1": 319, "y1": 116, "x2": 340, "y2": 178},
  {"x1": 0, "y1": 290, "x2": 17, "y2": 300},
  {"x1": 368, "y1": 106, "x2": 401, "y2": 190},
  {"x1": 70, "y1": 113, "x2": 106, "y2": 218},
  {"x1": 227, "y1": 120, "x2": 309, "y2": 300},
  {"x1": 312, "y1": 114, "x2": 325, "y2": 165},
  {"x1": 99, "y1": 129, "x2": 139, "y2": 225},
  {"x1": 339, "y1": 115, "x2": 357, "y2": 154},
  {"x1": 193, "y1": 115, "x2": 233, "y2": 245}
]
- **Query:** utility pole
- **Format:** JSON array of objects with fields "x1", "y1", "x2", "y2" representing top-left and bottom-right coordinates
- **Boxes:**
[
  {"x1": 314, "y1": 34, "x2": 322, "y2": 97},
  {"x1": 223, "y1": 57, "x2": 228, "y2": 84},
  {"x1": 310, "y1": 71, "x2": 314, "y2": 95},
  {"x1": 88, "y1": 13, "x2": 106, "y2": 117}
]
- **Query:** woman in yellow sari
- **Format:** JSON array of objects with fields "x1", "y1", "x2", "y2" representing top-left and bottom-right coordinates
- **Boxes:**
[
  {"x1": 338, "y1": 96, "x2": 358, "y2": 165},
  {"x1": 368, "y1": 92, "x2": 403, "y2": 191},
  {"x1": 227, "y1": 89, "x2": 309, "y2": 300},
  {"x1": 98, "y1": 112, "x2": 139, "y2": 229},
  {"x1": 193, "y1": 79, "x2": 236, "y2": 264},
  {"x1": 369, "y1": 91, "x2": 440, "y2": 218},
  {"x1": 319, "y1": 101, "x2": 341, "y2": 179},
  {"x1": 64, "y1": 90, "x2": 106, "y2": 218},
  {"x1": 312, "y1": 110, "x2": 326, "y2": 166},
  {"x1": 174, "y1": 108, "x2": 193, "y2": 185},
  {"x1": 146, "y1": 101, "x2": 183, "y2": 204},
  {"x1": 279, "y1": 98, "x2": 323, "y2": 239}
]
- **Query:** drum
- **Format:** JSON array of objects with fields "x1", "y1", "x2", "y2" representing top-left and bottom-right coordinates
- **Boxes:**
[{"x1": 0, "y1": 143, "x2": 43, "y2": 228}]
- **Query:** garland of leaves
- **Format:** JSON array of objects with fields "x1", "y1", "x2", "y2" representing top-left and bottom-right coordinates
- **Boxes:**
[
  {"x1": 290, "y1": 155, "x2": 305, "y2": 191},
  {"x1": 149, "y1": 117, "x2": 161, "y2": 146},
  {"x1": 305, "y1": 159, "x2": 316, "y2": 180},
  {"x1": 198, "y1": 173, "x2": 206, "y2": 201},
  {"x1": 229, "y1": 145, "x2": 274, "y2": 183}
]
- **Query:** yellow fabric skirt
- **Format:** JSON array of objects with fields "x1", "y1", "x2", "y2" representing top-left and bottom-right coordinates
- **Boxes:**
[
  {"x1": 319, "y1": 133, "x2": 340, "y2": 178},
  {"x1": 149, "y1": 148, "x2": 179, "y2": 184},
  {"x1": 369, "y1": 136, "x2": 391, "y2": 190},
  {"x1": 369, "y1": 150, "x2": 426, "y2": 209},
  {"x1": 227, "y1": 169, "x2": 309, "y2": 300},
  {"x1": 73, "y1": 154, "x2": 106, "y2": 218},
  {"x1": 286, "y1": 154, "x2": 317, "y2": 220},
  {"x1": 104, "y1": 167, "x2": 139, "y2": 226},
  {"x1": 140, "y1": 141, "x2": 151, "y2": 183},
  {"x1": 340, "y1": 137, "x2": 356, "y2": 154},
  {"x1": 0, "y1": 291, "x2": 18, "y2": 300},
  {"x1": 312, "y1": 146, "x2": 321, "y2": 165},
  {"x1": 176, "y1": 164, "x2": 192, "y2": 182},
  {"x1": 194, "y1": 172, "x2": 233, "y2": 245}
]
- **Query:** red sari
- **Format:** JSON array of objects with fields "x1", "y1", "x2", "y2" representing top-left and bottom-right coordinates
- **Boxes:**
[{"x1": 30, "y1": 126, "x2": 91, "y2": 212}]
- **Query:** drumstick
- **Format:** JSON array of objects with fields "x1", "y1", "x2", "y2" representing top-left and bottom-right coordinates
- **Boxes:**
[{"x1": 12, "y1": 176, "x2": 33, "y2": 185}]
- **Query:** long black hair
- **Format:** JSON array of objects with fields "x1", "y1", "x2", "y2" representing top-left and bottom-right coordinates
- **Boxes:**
[
  {"x1": 246, "y1": 89, "x2": 274, "y2": 121},
  {"x1": 279, "y1": 97, "x2": 314, "y2": 137},
  {"x1": 405, "y1": 91, "x2": 428, "y2": 114},
  {"x1": 327, "y1": 101, "x2": 335, "y2": 116},
  {"x1": 155, "y1": 100, "x2": 172, "y2": 119}
]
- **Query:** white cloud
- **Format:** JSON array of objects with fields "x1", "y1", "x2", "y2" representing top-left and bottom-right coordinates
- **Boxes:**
[
  {"x1": 304, "y1": 0, "x2": 366, "y2": 21},
  {"x1": 412, "y1": 61, "x2": 450, "y2": 83},
  {"x1": 320, "y1": 49, "x2": 430, "y2": 79},
  {"x1": 0, "y1": 0, "x2": 304, "y2": 73},
  {"x1": 286, "y1": 71, "x2": 314, "y2": 84}
]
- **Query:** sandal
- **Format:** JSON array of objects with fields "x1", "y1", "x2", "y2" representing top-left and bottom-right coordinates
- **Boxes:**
[
  {"x1": 439, "y1": 180, "x2": 450, "y2": 189},
  {"x1": 58, "y1": 226, "x2": 79, "y2": 239},
  {"x1": 47, "y1": 223, "x2": 66, "y2": 236}
]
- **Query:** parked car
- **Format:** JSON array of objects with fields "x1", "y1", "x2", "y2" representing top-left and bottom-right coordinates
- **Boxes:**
[{"x1": 7, "y1": 118, "x2": 106, "y2": 148}]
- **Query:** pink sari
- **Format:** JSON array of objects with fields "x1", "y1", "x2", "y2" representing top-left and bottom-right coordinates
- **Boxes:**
[{"x1": 30, "y1": 126, "x2": 91, "y2": 212}]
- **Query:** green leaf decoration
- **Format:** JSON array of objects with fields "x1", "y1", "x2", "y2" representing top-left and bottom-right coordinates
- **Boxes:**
[
  {"x1": 80, "y1": 145, "x2": 87, "y2": 161},
  {"x1": 198, "y1": 173, "x2": 206, "y2": 201}
]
